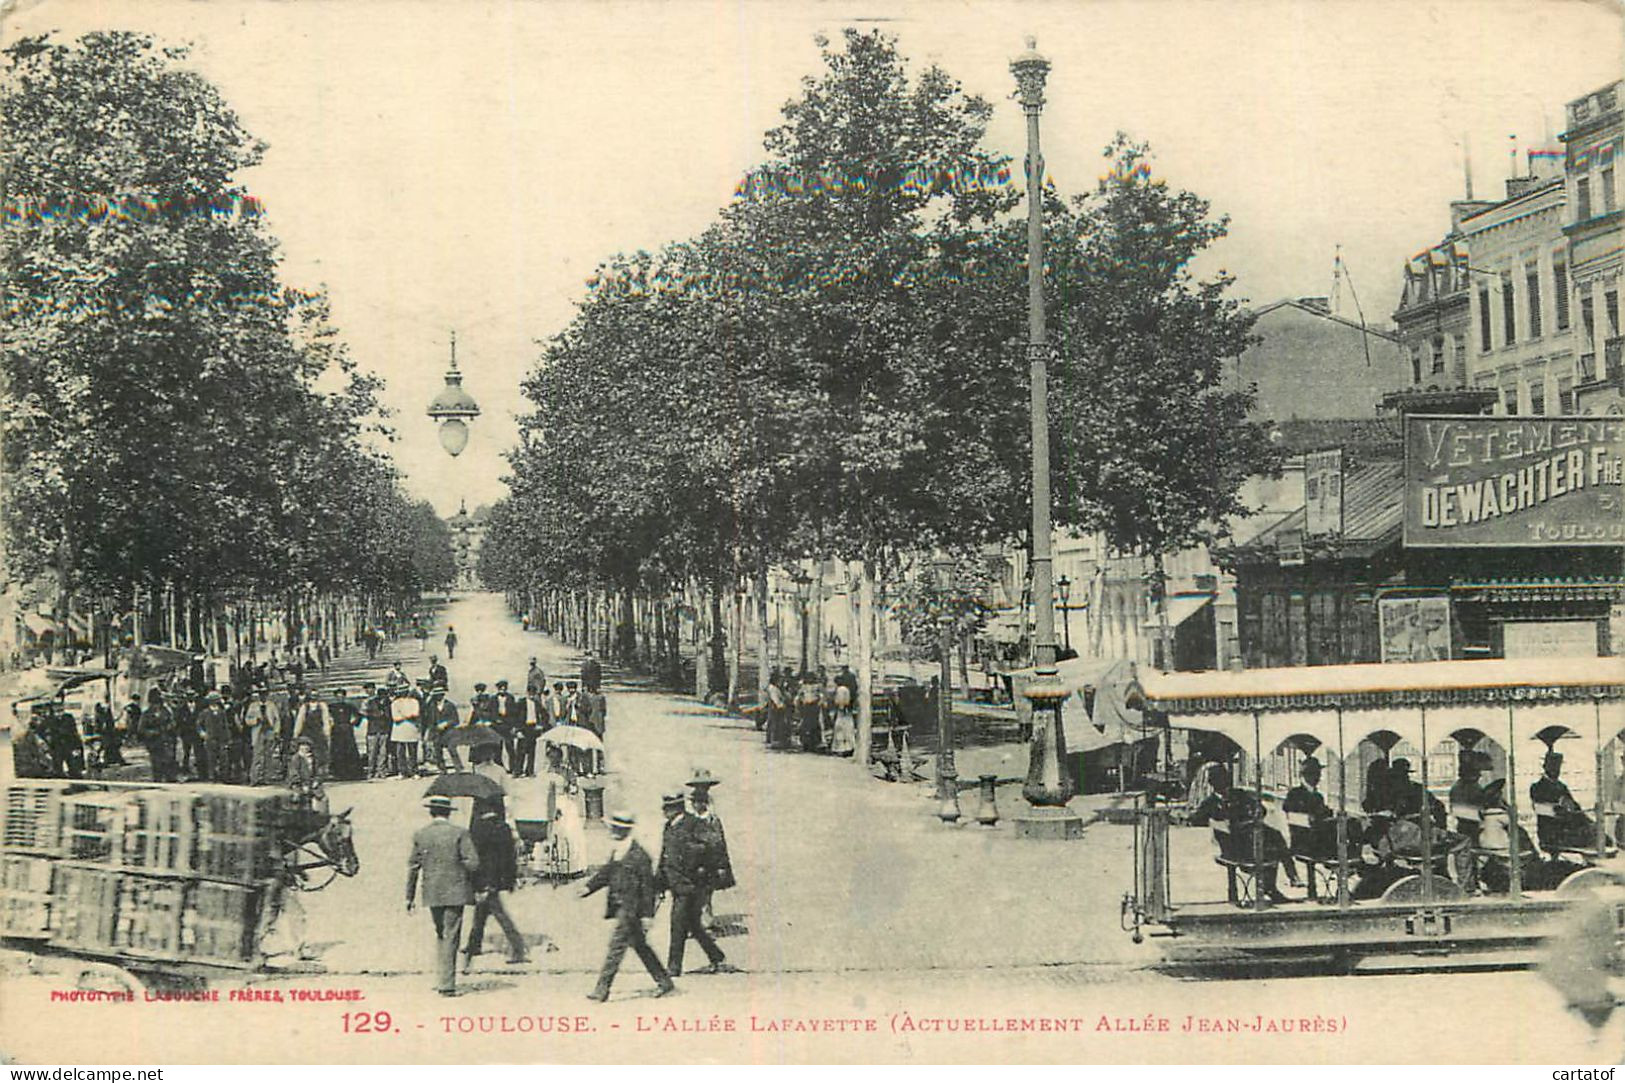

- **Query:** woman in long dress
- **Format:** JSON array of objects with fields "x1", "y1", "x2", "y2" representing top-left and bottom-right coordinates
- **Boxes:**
[
  {"x1": 797, "y1": 675, "x2": 824, "y2": 753},
  {"x1": 829, "y1": 678, "x2": 856, "y2": 756},
  {"x1": 540, "y1": 745, "x2": 586, "y2": 878}
]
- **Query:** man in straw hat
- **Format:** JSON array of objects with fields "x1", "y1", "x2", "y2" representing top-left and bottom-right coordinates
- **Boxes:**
[
  {"x1": 583, "y1": 810, "x2": 674, "y2": 1001},
  {"x1": 407, "y1": 795, "x2": 481, "y2": 996},
  {"x1": 688, "y1": 769, "x2": 734, "y2": 932}
]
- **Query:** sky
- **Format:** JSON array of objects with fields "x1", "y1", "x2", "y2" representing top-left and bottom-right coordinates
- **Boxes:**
[{"x1": 6, "y1": 0, "x2": 1622, "y2": 516}]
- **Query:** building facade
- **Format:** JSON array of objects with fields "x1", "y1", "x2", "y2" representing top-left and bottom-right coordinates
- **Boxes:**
[{"x1": 1564, "y1": 81, "x2": 1625, "y2": 414}]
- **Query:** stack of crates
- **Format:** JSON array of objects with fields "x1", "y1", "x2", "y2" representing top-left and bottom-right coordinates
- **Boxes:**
[
  {"x1": 48, "y1": 862, "x2": 121, "y2": 952},
  {"x1": 0, "y1": 781, "x2": 285, "y2": 969},
  {"x1": 0, "y1": 854, "x2": 56, "y2": 938},
  {"x1": 4, "y1": 782, "x2": 64, "y2": 853},
  {"x1": 190, "y1": 786, "x2": 284, "y2": 884},
  {"x1": 183, "y1": 879, "x2": 264, "y2": 964},
  {"x1": 1, "y1": 782, "x2": 67, "y2": 939}
]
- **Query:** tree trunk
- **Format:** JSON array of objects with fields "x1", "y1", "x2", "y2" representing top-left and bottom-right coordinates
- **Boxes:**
[
  {"x1": 755, "y1": 560, "x2": 771, "y2": 706},
  {"x1": 695, "y1": 583, "x2": 711, "y2": 700},
  {"x1": 856, "y1": 558, "x2": 875, "y2": 771},
  {"x1": 726, "y1": 587, "x2": 741, "y2": 705}
]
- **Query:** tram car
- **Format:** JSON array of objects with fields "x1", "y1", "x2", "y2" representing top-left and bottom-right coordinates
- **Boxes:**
[{"x1": 1121, "y1": 656, "x2": 1625, "y2": 972}]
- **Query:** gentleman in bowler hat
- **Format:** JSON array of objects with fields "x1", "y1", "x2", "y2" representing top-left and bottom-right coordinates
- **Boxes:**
[
  {"x1": 407, "y1": 795, "x2": 481, "y2": 996},
  {"x1": 583, "y1": 810, "x2": 673, "y2": 1001}
]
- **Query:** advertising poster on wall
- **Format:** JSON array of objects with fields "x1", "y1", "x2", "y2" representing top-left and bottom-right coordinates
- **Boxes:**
[{"x1": 1378, "y1": 595, "x2": 1452, "y2": 663}]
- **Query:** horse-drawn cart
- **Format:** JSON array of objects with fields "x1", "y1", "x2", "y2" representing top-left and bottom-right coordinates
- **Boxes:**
[{"x1": 0, "y1": 777, "x2": 356, "y2": 990}]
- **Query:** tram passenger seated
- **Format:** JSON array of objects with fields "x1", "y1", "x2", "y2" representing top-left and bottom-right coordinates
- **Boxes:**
[
  {"x1": 1474, "y1": 778, "x2": 1540, "y2": 893},
  {"x1": 1284, "y1": 757, "x2": 1361, "y2": 865},
  {"x1": 1373, "y1": 759, "x2": 1460, "y2": 864},
  {"x1": 1531, "y1": 752, "x2": 1610, "y2": 857},
  {"x1": 1449, "y1": 750, "x2": 1491, "y2": 894},
  {"x1": 1189, "y1": 764, "x2": 1294, "y2": 904},
  {"x1": 1361, "y1": 759, "x2": 1391, "y2": 816}
]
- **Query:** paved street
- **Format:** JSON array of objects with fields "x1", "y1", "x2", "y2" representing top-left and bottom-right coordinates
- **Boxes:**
[{"x1": 0, "y1": 591, "x2": 1609, "y2": 1062}]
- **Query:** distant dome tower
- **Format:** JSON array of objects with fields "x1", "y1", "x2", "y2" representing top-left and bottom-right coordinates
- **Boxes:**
[{"x1": 427, "y1": 331, "x2": 481, "y2": 457}]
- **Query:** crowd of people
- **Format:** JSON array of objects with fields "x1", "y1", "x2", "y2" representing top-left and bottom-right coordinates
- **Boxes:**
[
  {"x1": 1189, "y1": 745, "x2": 1611, "y2": 905},
  {"x1": 761, "y1": 664, "x2": 859, "y2": 755}
]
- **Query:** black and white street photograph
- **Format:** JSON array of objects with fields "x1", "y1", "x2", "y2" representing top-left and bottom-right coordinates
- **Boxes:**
[{"x1": 0, "y1": 0, "x2": 1622, "y2": 1067}]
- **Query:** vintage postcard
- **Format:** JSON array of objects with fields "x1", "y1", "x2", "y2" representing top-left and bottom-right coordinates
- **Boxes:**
[{"x1": 1, "y1": 0, "x2": 1623, "y2": 1066}]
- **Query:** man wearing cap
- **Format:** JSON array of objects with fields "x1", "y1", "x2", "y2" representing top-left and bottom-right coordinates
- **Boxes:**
[
  {"x1": 494, "y1": 680, "x2": 525, "y2": 772},
  {"x1": 583, "y1": 811, "x2": 674, "y2": 1001},
  {"x1": 427, "y1": 654, "x2": 448, "y2": 692},
  {"x1": 407, "y1": 795, "x2": 481, "y2": 996},
  {"x1": 361, "y1": 682, "x2": 392, "y2": 779},
  {"x1": 199, "y1": 689, "x2": 231, "y2": 782},
  {"x1": 657, "y1": 793, "x2": 731, "y2": 977},
  {"x1": 526, "y1": 658, "x2": 547, "y2": 699},
  {"x1": 140, "y1": 688, "x2": 179, "y2": 782}
]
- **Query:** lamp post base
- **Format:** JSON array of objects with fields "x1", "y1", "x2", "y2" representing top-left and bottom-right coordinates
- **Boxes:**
[{"x1": 1013, "y1": 805, "x2": 1085, "y2": 840}]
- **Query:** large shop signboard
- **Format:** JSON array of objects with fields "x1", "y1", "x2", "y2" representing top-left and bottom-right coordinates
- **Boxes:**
[{"x1": 1404, "y1": 415, "x2": 1625, "y2": 547}]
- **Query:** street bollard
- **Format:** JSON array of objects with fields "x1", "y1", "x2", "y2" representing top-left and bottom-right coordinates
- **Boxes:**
[
  {"x1": 937, "y1": 768, "x2": 961, "y2": 823},
  {"x1": 975, "y1": 773, "x2": 999, "y2": 827},
  {"x1": 582, "y1": 781, "x2": 606, "y2": 824}
]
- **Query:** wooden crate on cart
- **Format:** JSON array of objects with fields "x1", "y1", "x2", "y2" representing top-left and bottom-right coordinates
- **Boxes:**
[
  {"x1": 58, "y1": 793, "x2": 131, "y2": 864},
  {"x1": 0, "y1": 854, "x2": 55, "y2": 938},
  {"x1": 120, "y1": 788, "x2": 198, "y2": 877},
  {"x1": 48, "y1": 862, "x2": 121, "y2": 952},
  {"x1": 182, "y1": 879, "x2": 268, "y2": 966},
  {"x1": 190, "y1": 786, "x2": 284, "y2": 885},
  {"x1": 3, "y1": 781, "x2": 67, "y2": 855}
]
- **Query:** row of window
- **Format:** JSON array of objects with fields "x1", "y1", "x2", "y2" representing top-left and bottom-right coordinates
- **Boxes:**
[
  {"x1": 1574, "y1": 160, "x2": 1619, "y2": 222},
  {"x1": 1477, "y1": 273, "x2": 1618, "y2": 355}
]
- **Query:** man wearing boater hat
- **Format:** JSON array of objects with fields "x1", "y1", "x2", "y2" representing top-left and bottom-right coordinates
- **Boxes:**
[
  {"x1": 687, "y1": 769, "x2": 735, "y2": 932},
  {"x1": 583, "y1": 810, "x2": 673, "y2": 1001},
  {"x1": 407, "y1": 795, "x2": 481, "y2": 997}
]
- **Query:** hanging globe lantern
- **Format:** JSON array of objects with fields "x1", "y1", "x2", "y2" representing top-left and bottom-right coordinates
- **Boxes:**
[
  {"x1": 426, "y1": 332, "x2": 481, "y2": 458},
  {"x1": 437, "y1": 416, "x2": 470, "y2": 456}
]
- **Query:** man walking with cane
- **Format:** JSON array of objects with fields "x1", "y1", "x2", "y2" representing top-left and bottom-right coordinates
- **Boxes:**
[
  {"x1": 406, "y1": 795, "x2": 480, "y2": 997},
  {"x1": 582, "y1": 810, "x2": 674, "y2": 1002}
]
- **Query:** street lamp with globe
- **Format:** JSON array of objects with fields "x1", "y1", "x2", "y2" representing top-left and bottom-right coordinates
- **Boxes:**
[{"x1": 426, "y1": 332, "x2": 481, "y2": 457}]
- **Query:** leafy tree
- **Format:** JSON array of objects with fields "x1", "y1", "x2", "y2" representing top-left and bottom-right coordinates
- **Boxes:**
[{"x1": 1048, "y1": 136, "x2": 1281, "y2": 559}]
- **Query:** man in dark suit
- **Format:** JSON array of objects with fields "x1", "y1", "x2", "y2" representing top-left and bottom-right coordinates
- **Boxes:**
[
  {"x1": 407, "y1": 795, "x2": 481, "y2": 996},
  {"x1": 583, "y1": 811, "x2": 674, "y2": 1002},
  {"x1": 463, "y1": 800, "x2": 530, "y2": 969},
  {"x1": 656, "y1": 793, "x2": 731, "y2": 977},
  {"x1": 494, "y1": 679, "x2": 525, "y2": 770},
  {"x1": 427, "y1": 654, "x2": 449, "y2": 691}
]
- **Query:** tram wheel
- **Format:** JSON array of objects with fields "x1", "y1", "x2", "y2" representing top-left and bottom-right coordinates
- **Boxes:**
[
  {"x1": 1379, "y1": 874, "x2": 1466, "y2": 903},
  {"x1": 1555, "y1": 866, "x2": 1622, "y2": 897}
]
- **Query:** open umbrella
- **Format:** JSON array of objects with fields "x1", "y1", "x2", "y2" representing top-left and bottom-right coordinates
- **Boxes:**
[
  {"x1": 424, "y1": 772, "x2": 505, "y2": 801},
  {"x1": 444, "y1": 725, "x2": 505, "y2": 751},
  {"x1": 542, "y1": 725, "x2": 605, "y2": 753}
]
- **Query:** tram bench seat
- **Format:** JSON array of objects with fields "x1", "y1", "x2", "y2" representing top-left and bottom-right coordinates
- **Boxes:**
[
  {"x1": 1285, "y1": 811, "x2": 1339, "y2": 901},
  {"x1": 1210, "y1": 819, "x2": 1270, "y2": 906}
]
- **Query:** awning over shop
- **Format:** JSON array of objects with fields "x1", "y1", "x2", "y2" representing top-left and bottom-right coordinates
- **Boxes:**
[
  {"x1": 1008, "y1": 657, "x2": 1144, "y2": 749},
  {"x1": 1140, "y1": 593, "x2": 1212, "y2": 629}
]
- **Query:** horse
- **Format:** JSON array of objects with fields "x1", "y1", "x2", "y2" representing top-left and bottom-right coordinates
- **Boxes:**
[{"x1": 281, "y1": 806, "x2": 360, "y2": 892}]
